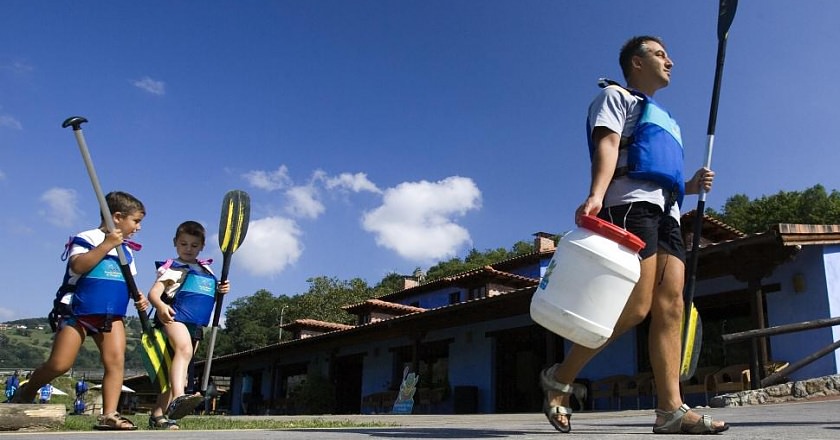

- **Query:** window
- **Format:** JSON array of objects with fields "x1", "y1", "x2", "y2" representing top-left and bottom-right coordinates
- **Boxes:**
[
  {"x1": 468, "y1": 286, "x2": 486, "y2": 300},
  {"x1": 448, "y1": 292, "x2": 460, "y2": 304}
]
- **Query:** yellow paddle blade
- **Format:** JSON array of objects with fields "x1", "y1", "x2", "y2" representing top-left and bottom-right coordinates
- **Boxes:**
[
  {"x1": 218, "y1": 190, "x2": 250, "y2": 255},
  {"x1": 680, "y1": 305, "x2": 702, "y2": 381},
  {"x1": 141, "y1": 328, "x2": 172, "y2": 393}
]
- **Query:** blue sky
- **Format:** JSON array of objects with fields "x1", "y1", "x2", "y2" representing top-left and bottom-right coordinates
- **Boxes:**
[{"x1": 1, "y1": 0, "x2": 838, "y2": 322}]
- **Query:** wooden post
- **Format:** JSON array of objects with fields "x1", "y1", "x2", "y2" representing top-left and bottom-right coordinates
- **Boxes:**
[{"x1": 0, "y1": 404, "x2": 65, "y2": 431}]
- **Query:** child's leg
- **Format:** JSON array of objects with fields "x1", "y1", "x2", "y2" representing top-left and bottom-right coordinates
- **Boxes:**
[
  {"x1": 15, "y1": 324, "x2": 84, "y2": 402},
  {"x1": 163, "y1": 322, "x2": 195, "y2": 401},
  {"x1": 92, "y1": 319, "x2": 126, "y2": 415}
]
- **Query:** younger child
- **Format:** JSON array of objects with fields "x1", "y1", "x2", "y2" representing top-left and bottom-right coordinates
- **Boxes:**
[
  {"x1": 13, "y1": 191, "x2": 149, "y2": 431},
  {"x1": 148, "y1": 221, "x2": 230, "y2": 429}
]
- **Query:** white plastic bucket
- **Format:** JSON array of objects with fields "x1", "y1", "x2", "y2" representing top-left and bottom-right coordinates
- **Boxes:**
[{"x1": 530, "y1": 215, "x2": 645, "y2": 348}]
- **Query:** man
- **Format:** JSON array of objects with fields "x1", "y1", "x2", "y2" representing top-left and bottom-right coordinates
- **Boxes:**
[{"x1": 539, "y1": 36, "x2": 728, "y2": 434}]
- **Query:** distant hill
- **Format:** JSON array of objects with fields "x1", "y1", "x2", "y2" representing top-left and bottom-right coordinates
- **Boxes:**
[{"x1": 1, "y1": 317, "x2": 147, "y2": 373}]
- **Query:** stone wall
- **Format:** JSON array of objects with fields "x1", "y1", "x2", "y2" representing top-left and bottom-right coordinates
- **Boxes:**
[{"x1": 709, "y1": 374, "x2": 840, "y2": 407}]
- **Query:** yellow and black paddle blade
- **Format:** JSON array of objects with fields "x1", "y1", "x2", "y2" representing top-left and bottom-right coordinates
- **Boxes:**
[
  {"x1": 679, "y1": 304, "x2": 703, "y2": 382},
  {"x1": 202, "y1": 190, "x2": 250, "y2": 392},
  {"x1": 218, "y1": 190, "x2": 250, "y2": 260},
  {"x1": 140, "y1": 326, "x2": 172, "y2": 393}
]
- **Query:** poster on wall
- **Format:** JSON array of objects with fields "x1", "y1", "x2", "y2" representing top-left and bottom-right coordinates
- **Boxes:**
[{"x1": 392, "y1": 366, "x2": 419, "y2": 415}]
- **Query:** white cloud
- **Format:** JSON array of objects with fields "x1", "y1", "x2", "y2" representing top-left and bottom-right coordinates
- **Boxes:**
[
  {"x1": 1, "y1": 61, "x2": 34, "y2": 74},
  {"x1": 132, "y1": 76, "x2": 166, "y2": 95},
  {"x1": 0, "y1": 115, "x2": 22, "y2": 130},
  {"x1": 362, "y1": 176, "x2": 481, "y2": 261},
  {"x1": 325, "y1": 172, "x2": 381, "y2": 194},
  {"x1": 243, "y1": 166, "x2": 291, "y2": 191},
  {"x1": 285, "y1": 185, "x2": 324, "y2": 219},
  {"x1": 39, "y1": 187, "x2": 82, "y2": 228},
  {"x1": 0, "y1": 306, "x2": 14, "y2": 321},
  {"x1": 0, "y1": 170, "x2": 5, "y2": 180},
  {"x1": 233, "y1": 216, "x2": 303, "y2": 276}
]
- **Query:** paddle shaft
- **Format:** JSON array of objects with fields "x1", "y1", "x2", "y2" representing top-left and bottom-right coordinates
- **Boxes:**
[
  {"x1": 62, "y1": 118, "x2": 152, "y2": 333},
  {"x1": 684, "y1": 1, "x2": 735, "y2": 311},
  {"x1": 682, "y1": 0, "x2": 737, "y2": 370},
  {"x1": 201, "y1": 252, "x2": 231, "y2": 392}
]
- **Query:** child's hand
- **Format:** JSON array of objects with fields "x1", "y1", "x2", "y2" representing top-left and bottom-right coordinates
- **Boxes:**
[
  {"x1": 103, "y1": 229, "x2": 124, "y2": 249},
  {"x1": 134, "y1": 291, "x2": 150, "y2": 312},
  {"x1": 158, "y1": 306, "x2": 176, "y2": 325},
  {"x1": 217, "y1": 280, "x2": 231, "y2": 295}
]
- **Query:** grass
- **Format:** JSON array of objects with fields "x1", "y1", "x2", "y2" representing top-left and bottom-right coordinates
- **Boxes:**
[{"x1": 61, "y1": 414, "x2": 395, "y2": 431}]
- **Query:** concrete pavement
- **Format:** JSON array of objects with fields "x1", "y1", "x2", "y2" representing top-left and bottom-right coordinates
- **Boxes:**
[{"x1": 2, "y1": 398, "x2": 839, "y2": 439}]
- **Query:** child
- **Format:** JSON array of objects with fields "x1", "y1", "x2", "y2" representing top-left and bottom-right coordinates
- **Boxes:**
[
  {"x1": 4, "y1": 370, "x2": 20, "y2": 402},
  {"x1": 148, "y1": 221, "x2": 230, "y2": 429},
  {"x1": 12, "y1": 191, "x2": 149, "y2": 431},
  {"x1": 38, "y1": 383, "x2": 53, "y2": 404}
]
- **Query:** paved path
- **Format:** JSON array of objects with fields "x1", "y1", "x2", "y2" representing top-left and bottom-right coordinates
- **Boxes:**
[{"x1": 3, "y1": 399, "x2": 839, "y2": 439}]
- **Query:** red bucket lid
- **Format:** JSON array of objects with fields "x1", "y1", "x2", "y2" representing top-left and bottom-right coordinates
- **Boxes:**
[{"x1": 578, "y1": 215, "x2": 645, "y2": 253}]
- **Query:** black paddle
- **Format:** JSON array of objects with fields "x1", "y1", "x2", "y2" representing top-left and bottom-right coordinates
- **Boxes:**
[
  {"x1": 200, "y1": 190, "x2": 250, "y2": 392},
  {"x1": 680, "y1": 0, "x2": 739, "y2": 381},
  {"x1": 62, "y1": 117, "x2": 171, "y2": 386}
]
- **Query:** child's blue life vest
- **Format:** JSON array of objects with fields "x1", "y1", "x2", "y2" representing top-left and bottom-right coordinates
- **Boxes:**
[
  {"x1": 56, "y1": 236, "x2": 134, "y2": 319},
  {"x1": 4, "y1": 376, "x2": 18, "y2": 399},
  {"x1": 587, "y1": 79, "x2": 685, "y2": 207},
  {"x1": 155, "y1": 259, "x2": 218, "y2": 326}
]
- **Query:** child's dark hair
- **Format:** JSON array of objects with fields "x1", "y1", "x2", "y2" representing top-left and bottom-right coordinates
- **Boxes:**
[
  {"x1": 105, "y1": 191, "x2": 145, "y2": 217},
  {"x1": 174, "y1": 221, "x2": 206, "y2": 245}
]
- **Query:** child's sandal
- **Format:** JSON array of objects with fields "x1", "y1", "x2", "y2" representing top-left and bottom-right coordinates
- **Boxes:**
[
  {"x1": 149, "y1": 414, "x2": 180, "y2": 430},
  {"x1": 166, "y1": 393, "x2": 204, "y2": 420},
  {"x1": 94, "y1": 411, "x2": 137, "y2": 430}
]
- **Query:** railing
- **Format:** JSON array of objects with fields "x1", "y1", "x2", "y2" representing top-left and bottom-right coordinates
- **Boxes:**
[{"x1": 721, "y1": 316, "x2": 840, "y2": 388}]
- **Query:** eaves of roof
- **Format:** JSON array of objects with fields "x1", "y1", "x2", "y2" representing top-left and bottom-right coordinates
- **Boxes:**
[
  {"x1": 376, "y1": 265, "x2": 538, "y2": 302},
  {"x1": 201, "y1": 285, "x2": 536, "y2": 366}
]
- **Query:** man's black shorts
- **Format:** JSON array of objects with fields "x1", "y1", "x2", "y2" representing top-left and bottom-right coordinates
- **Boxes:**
[{"x1": 598, "y1": 201, "x2": 686, "y2": 261}]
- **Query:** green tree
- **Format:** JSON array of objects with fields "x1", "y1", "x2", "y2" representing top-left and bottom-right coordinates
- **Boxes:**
[
  {"x1": 425, "y1": 240, "x2": 535, "y2": 280},
  {"x1": 222, "y1": 289, "x2": 280, "y2": 352},
  {"x1": 291, "y1": 276, "x2": 372, "y2": 325},
  {"x1": 708, "y1": 185, "x2": 840, "y2": 233}
]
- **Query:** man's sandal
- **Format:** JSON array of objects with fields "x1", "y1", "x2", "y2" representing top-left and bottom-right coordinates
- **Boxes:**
[
  {"x1": 539, "y1": 364, "x2": 576, "y2": 433},
  {"x1": 149, "y1": 414, "x2": 180, "y2": 430},
  {"x1": 653, "y1": 403, "x2": 730, "y2": 434},
  {"x1": 94, "y1": 411, "x2": 137, "y2": 430}
]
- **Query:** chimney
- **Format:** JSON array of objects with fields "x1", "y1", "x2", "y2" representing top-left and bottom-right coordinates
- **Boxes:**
[
  {"x1": 403, "y1": 277, "x2": 419, "y2": 289},
  {"x1": 533, "y1": 232, "x2": 556, "y2": 252}
]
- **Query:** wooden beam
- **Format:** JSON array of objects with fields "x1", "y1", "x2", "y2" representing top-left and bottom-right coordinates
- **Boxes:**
[{"x1": 0, "y1": 404, "x2": 65, "y2": 431}]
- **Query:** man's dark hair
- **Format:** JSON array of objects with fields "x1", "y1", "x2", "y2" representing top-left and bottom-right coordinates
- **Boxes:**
[{"x1": 619, "y1": 35, "x2": 665, "y2": 80}]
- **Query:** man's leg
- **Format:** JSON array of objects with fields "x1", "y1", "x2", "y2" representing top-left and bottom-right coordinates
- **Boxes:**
[
  {"x1": 650, "y1": 253, "x2": 727, "y2": 429},
  {"x1": 545, "y1": 255, "x2": 658, "y2": 428},
  {"x1": 648, "y1": 252, "x2": 685, "y2": 412}
]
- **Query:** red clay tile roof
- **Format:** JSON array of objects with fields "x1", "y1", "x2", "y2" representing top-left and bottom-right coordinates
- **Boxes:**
[
  {"x1": 280, "y1": 319, "x2": 353, "y2": 332},
  {"x1": 377, "y1": 265, "x2": 539, "y2": 301},
  {"x1": 342, "y1": 298, "x2": 426, "y2": 314}
]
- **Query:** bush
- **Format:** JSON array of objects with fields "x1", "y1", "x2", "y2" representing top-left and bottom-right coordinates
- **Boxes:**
[{"x1": 290, "y1": 372, "x2": 335, "y2": 415}]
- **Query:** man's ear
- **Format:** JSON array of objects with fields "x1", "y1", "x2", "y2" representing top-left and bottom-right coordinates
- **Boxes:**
[{"x1": 631, "y1": 55, "x2": 643, "y2": 71}]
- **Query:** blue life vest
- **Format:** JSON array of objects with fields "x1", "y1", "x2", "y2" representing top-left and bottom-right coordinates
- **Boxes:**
[
  {"x1": 62, "y1": 237, "x2": 134, "y2": 317},
  {"x1": 587, "y1": 80, "x2": 685, "y2": 207},
  {"x1": 156, "y1": 260, "x2": 217, "y2": 326},
  {"x1": 4, "y1": 376, "x2": 18, "y2": 399}
]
